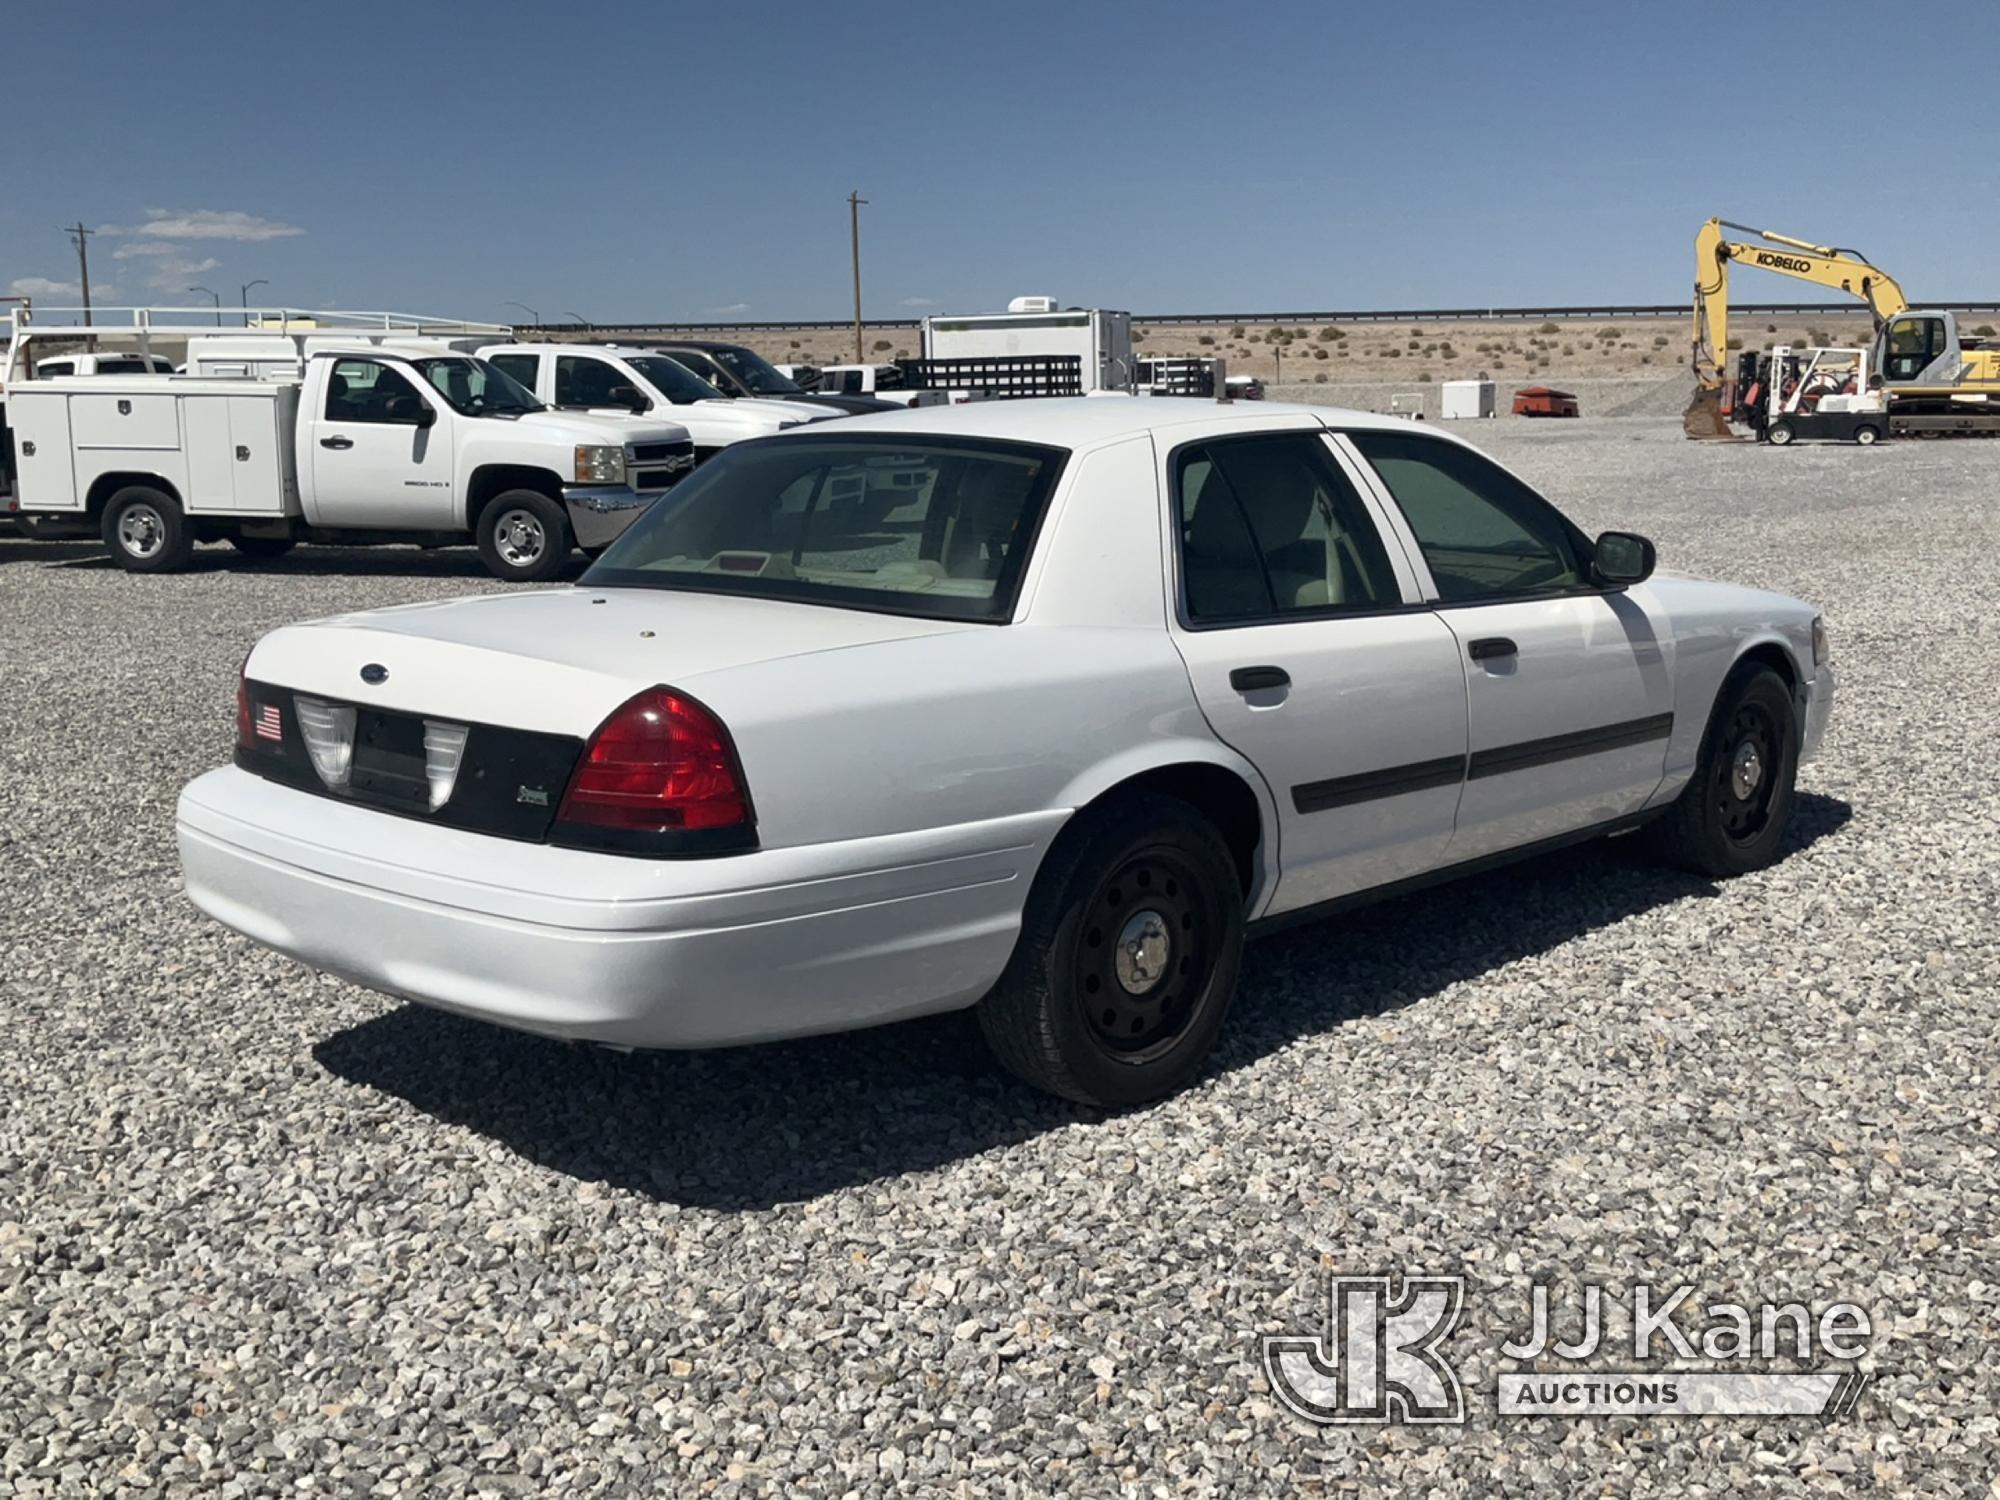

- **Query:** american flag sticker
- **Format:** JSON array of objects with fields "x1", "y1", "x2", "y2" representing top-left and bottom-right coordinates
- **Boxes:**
[{"x1": 254, "y1": 703, "x2": 283, "y2": 742}]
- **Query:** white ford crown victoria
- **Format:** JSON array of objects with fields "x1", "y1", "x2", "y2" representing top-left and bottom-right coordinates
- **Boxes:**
[{"x1": 178, "y1": 399, "x2": 1834, "y2": 1105}]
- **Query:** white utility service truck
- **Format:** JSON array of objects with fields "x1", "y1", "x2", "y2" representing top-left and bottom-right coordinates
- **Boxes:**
[{"x1": 4, "y1": 308, "x2": 695, "y2": 580}]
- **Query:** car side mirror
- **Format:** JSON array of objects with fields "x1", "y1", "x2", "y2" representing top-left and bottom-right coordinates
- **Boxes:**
[
  {"x1": 608, "y1": 384, "x2": 649, "y2": 413},
  {"x1": 414, "y1": 404, "x2": 438, "y2": 430},
  {"x1": 1591, "y1": 530, "x2": 1655, "y2": 587}
]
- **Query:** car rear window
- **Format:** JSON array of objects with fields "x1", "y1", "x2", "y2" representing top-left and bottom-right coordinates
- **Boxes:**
[{"x1": 585, "y1": 434, "x2": 1068, "y2": 622}]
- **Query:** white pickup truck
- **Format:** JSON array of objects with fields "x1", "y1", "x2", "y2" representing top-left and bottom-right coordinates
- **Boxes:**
[
  {"x1": 7, "y1": 346, "x2": 695, "y2": 580},
  {"x1": 477, "y1": 343, "x2": 839, "y2": 462}
]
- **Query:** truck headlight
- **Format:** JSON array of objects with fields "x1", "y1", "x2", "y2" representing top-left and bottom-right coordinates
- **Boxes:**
[
  {"x1": 1812, "y1": 615, "x2": 1829, "y2": 668},
  {"x1": 574, "y1": 445, "x2": 626, "y2": 485}
]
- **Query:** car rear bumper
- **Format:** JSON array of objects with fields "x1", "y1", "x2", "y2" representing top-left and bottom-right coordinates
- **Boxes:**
[
  {"x1": 1799, "y1": 663, "x2": 1835, "y2": 765},
  {"x1": 177, "y1": 766, "x2": 1060, "y2": 1049},
  {"x1": 561, "y1": 485, "x2": 661, "y2": 550}
]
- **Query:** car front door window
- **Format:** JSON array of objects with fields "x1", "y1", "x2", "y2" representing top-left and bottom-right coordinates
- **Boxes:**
[{"x1": 1346, "y1": 430, "x2": 1584, "y2": 602}]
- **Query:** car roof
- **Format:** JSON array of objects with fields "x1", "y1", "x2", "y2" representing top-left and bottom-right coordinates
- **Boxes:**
[
  {"x1": 648, "y1": 339, "x2": 742, "y2": 353},
  {"x1": 796, "y1": 396, "x2": 1446, "y2": 452}
]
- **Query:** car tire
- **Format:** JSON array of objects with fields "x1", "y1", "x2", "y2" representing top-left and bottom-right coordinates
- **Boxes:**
[
  {"x1": 1767, "y1": 421, "x2": 1795, "y2": 447},
  {"x1": 476, "y1": 489, "x2": 572, "y2": 583},
  {"x1": 1645, "y1": 664, "x2": 1798, "y2": 878},
  {"x1": 1854, "y1": 423, "x2": 1882, "y2": 446},
  {"x1": 977, "y1": 793, "x2": 1244, "y2": 1107},
  {"x1": 101, "y1": 485, "x2": 193, "y2": 572},
  {"x1": 228, "y1": 533, "x2": 297, "y2": 560}
]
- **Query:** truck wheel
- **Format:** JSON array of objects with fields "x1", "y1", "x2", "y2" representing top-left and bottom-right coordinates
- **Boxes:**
[
  {"x1": 476, "y1": 490, "x2": 572, "y2": 583},
  {"x1": 1767, "y1": 421, "x2": 1795, "y2": 447},
  {"x1": 977, "y1": 793, "x2": 1244, "y2": 1107},
  {"x1": 1643, "y1": 665, "x2": 1798, "y2": 878},
  {"x1": 102, "y1": 486, "x2": 193, "y2": 572},
  {"x1": 228, "y1": 534, "x2": 297, "y2": 560},
  {"x1": 1854, "y1": 423, "x2": 1882, "y2": 446}
]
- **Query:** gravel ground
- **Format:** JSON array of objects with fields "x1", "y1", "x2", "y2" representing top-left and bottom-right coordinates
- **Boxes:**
[{"x1": 2, "y1": 416, "x2": 1996, "y2": 1496}]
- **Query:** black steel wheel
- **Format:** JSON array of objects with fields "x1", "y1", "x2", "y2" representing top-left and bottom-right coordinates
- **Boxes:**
[
  {"x1": 1645, "y1": 664, "x2": 1798, "y2": 877},
  {"x1": 978, "y1": 792, "x2": 1244, "y2": 1106}
]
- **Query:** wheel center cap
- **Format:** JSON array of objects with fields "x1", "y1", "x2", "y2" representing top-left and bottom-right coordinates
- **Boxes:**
[
  {"x1": 1114, "y1": 910, "x2": 1172, "y2": 995},
  {"x1": 1731, "y1": 740, "x2": 1763, "y2": 800}
]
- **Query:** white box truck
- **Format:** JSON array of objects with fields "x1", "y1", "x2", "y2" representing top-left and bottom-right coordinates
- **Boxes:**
[{"x1": 918, "y1": 298, "x2": 1135, "y2": 395}]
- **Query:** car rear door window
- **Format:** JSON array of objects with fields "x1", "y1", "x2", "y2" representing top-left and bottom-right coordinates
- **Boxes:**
[
  {"x1": 1347, "y1": 430, "x2": 1585, "y2": 601},
  {"x1": 1176, "y1": 433, "x2": 1401, "y2": 624}
]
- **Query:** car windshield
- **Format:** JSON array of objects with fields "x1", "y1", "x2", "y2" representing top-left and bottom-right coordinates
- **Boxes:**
[
  {"x1": 412, "y1": 357, "x2": 542, "y2": 415},
  {"x1": 707, "y1": 346, "x2": 801, "y2": 395},
  {"x1": 626, "y1": 355, "x2": 726, "y2": 404},
  {"x1": 585, "y1": 434, "x2": 1068, "y2": 623}
]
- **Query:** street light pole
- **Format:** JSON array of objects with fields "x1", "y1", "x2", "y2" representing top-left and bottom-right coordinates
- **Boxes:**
[
  {"x1": 505, "y1": 301, "x2": 540, "y2": 330},
  {"x1": 190, "y1": 285, "x2": 222, "y2": 327},
  {"x1": 849, "y1": 190, "x2": 867, "y2": 364},
  {"x1": 240, "y1": 279, "x2": 268, "y2": 328}
]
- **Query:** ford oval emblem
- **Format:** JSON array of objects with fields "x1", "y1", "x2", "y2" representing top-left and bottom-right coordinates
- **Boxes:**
[{"x1": 359, "y1": 663, "x2": 389, "y2": 685}]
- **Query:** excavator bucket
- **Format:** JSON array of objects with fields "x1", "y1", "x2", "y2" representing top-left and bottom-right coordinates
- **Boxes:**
[{"x1": 1682, "y1": 384, "x2": 1739, "y2": 440}]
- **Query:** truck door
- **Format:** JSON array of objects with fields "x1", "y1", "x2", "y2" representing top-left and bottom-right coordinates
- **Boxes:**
[{"x1": 304, "y1": 358, "x2": 455, "y2": 528}]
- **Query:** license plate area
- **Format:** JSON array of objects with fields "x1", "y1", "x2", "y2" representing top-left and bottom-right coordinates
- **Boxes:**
[{"x1": 350, "y1": 711, "x2": 432, "y2": 808}]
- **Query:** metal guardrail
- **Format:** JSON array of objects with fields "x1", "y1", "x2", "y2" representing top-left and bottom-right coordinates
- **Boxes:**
[{"x1": 538, "y1": 300, "x2": 2000, "y2": 338}]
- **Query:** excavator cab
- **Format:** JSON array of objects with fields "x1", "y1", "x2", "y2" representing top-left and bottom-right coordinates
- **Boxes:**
[{"x1": 1880, "y1": 314, "x2": 1956, "y2": 383}]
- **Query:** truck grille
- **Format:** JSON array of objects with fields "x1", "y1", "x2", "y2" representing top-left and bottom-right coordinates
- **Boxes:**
[
  {"x1": 629, "y1": 438, "x2": 697, "y2": 493},
  {"x1": 629, "y1": 440, "x2": 695, "y2": 465}
]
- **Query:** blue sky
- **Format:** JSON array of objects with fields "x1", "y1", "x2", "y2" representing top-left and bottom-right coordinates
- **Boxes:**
[{"x1": 3, "y1": 1, "x2": 1991, "y2": 322}]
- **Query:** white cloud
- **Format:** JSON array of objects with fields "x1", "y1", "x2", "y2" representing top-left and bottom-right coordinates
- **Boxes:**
[
  {"x1": 10, "y1": 276, "x2": 81, "y2": 298},
  {"x1": 101, "y1": 209, "x2": 306, "y2": 242},
  {"x1": 707, "y1": 302, "x2": 750, "y2": 314},
  {"x1": 144, "y1": 256, "x2": 222, "y2": 291},
  {"x1": 112, "y1": 240, "x2": 179, "y2": 260},
  {"x1": 898, "y1": 296, "x2": 936, "y2": 308}
]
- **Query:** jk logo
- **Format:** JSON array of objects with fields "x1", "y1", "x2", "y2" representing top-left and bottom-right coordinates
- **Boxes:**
[{"x1": 1263, "y1": 1275, "x2": 1465, "y2": 1424}]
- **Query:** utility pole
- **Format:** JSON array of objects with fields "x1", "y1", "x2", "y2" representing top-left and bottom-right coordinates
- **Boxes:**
[
  {"x1": 849, "y1": 190, "x2": 867, "y2": 363},
  {"x1": 62, "y1": 222, "x2": 94, "y2": 326}
]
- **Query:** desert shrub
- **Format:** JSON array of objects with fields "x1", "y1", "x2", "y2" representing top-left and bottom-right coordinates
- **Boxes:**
[
  {"x1": 1197, "y1": 334, "x2": 1215, "y2": 346},
  {"x1": 1132, "y1": 329, "x2": 1146, "y2": 342},
  {"x1": 1726, "y1": 336, "x2": 1744, "y2": 350},
  {"x1": 1384, "y1": 348, "x2": 1402, "y2": 358},
  {"x1": 1417, "y1": 372, "x2": 1432, "y2": 382},
  {"x1": 1765, "y1": 323, "x2": 1778, "y2": 333},
  {"x1": 1562, "y1": 345, "x2": 1575, "y2": 356},
  {"x1": 1596, "y1": 327, "x2": 1620, "y2": 340},
  {"x1": 1977, "y1": 324, "x2": 1998, "y2": 337},
  {"x1": 1229, "y1": 326, "x2": 1245, "y2": 339},
  {"x1": 1246, "y1": 332, "x2": 1262, "y2": 343},
  {"x1": 1538, "y1": 321, "x2": 1559, "y2": 335},
  {"x1": 1313, "y1": 346, "x2": 1328, "y2": 360},
  {"x1": 893, "y1": 348, "x2": 908, "y2": 358},
  {"x1": 1318, "y1": 325, "x2": 1340, "y2": 342},
  {"x1": 1652, "y1": 335, "x2": 1668, "y2": 347},
  {"x1": 1640, "y1": 355, "x2": 1652, "y2": 365},
  {"x1": 1313, "y1": 372, "x2": 1328, "y2": 384},
  {"x1": 872, "y1": 339, "x2": 893, "y2": 352},
  {"x1": 789, "y1": 340, "x2": 801, "y2": 349}
]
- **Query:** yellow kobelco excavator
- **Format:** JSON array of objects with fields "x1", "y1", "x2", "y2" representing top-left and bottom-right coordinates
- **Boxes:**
[{"x1": 1686, "y1": 218, "x2": 2000, "y2": 438}]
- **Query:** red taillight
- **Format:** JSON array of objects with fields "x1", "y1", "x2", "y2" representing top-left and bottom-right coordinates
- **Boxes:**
[{"x1": 556, "y1": 687, "x2": 752, "y2": 836}]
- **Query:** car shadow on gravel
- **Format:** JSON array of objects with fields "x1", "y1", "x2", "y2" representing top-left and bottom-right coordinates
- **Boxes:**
[{"x1": 313, "y1": 792, "x2": 1852, "y2": 1211}]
